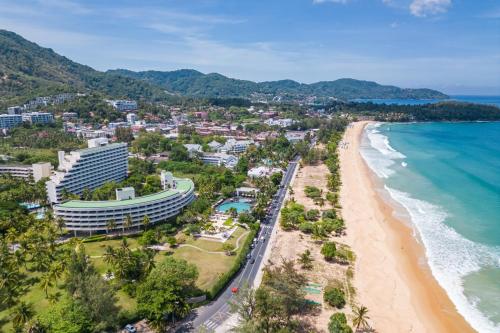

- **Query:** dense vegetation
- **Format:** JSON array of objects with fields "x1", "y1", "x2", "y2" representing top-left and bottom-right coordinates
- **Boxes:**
[
  {"x1": 229, "y1": 260, "x2": 317, "y2": 332},
  {"x1": 330, "y1": 100, "x2": 500, "y2": 121},
  {"x1": 0, "y1": 30, "x2": 167, "y2": 107},
  {"x1": 109, "y1": 68, "x2": 448, "y2": 100}
]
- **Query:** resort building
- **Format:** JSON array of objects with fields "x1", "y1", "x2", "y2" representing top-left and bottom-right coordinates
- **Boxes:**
[
  {"x1": 21, "y1": 112, "x2": 54, "y2": 125},
  {"x1": 53, "y1": 173, "x2": 195, "y2": 234},
  {"x1": 200, "y1": 152, "x2": 239, "y2": 169},
  {"x1": 0, "y1": 162, "x2": 52, "y2": 182},
  {"x1": 0, "y1": 114, "x2": 22, "y2": 129},
  {"x1": 46, "y1": 138, "x2": 128, "y2": 203}
]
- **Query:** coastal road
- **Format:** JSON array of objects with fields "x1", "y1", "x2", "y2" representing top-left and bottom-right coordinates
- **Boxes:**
[{"x1": 184, "y1": 157, "x2": 300, "y2": 332}]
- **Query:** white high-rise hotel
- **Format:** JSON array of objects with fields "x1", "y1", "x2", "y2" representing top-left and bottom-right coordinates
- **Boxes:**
[{"x1": 46, "y1": 138, "x2": 128, "y2": 203}]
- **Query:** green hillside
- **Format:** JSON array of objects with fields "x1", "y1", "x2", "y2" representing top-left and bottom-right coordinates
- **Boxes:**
[
  {"x1": 0, "y1": 29, "x2": 448, "y2": 105},
  {"x1": 109, "y1": 70, "x2": 449, "y2": 100},
  {"x1": 0, "y1": 30, "x2": 167, "y2": 106}
]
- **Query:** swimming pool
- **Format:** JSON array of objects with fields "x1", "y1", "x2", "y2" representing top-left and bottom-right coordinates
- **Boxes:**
[{"x1": 216, "y1": 200, "x2": 252, "y2": 213}]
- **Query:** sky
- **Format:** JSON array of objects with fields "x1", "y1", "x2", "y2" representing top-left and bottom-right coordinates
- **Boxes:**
[{"x1": 0, "y1": 0, "x2": 499, "y2": 94}]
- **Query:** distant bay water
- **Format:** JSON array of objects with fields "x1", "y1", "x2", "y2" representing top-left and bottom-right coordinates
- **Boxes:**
[
  {"x1": 360, "y1": 122, "x2": 500, "y2": 333},
  {"x1": 352, "y1": 95, "x2": 500, "y2": 108}
]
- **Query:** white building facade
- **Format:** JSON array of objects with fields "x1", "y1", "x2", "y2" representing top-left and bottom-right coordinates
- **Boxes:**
[
  {"x1": 53, "y1": 176, "x2": 195, "y2": 234},
  {"x1": 46, "y1": 139, "x2": 128, "y2": 203}
]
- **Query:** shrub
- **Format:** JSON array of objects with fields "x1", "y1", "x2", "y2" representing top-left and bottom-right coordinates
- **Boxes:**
[
  {"x1": 321, "y1": 241, "x2": 337, "y2": 260},
  {"x1": 328, "y1": 313, "x2": 352, "y2": 333},
  {"x1": 306, "y1": 209, "x2": 320, "y2": 221},
  {"x1": 299, "y1": 222, "x2": 314, "y2": 234},
  {"x1": 324, "y1": 287, "x2": 346, "y2": 309},
  {"x1": 138, "y1": 230, "x2": 157, "y2": 246}
]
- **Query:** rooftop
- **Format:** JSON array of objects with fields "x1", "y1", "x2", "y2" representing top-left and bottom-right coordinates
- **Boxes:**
[{"x1": 57, "y1": 178, "x2": 193, "y2": 209}]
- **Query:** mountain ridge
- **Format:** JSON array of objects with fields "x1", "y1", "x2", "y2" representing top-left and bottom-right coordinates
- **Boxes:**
[
  {"x1": 107, "y1": 68, "x2": 448, "y2": 100},
  {"x1": 0, "y1": 29, "x2": 448, "y2": 104}
]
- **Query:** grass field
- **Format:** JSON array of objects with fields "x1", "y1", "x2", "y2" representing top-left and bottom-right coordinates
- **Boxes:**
[{"x1": 0, "y1": 227, "x2": 250, "y2": 332}]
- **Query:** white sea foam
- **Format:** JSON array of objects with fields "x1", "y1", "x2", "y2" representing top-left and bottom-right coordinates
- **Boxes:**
[
  {"x1": 360, "y1": 123, "x2": 405, "y2": 178},
  {"x1": 385, "y1": 187, "x2": 500, "y2": 333},
  {"x1": 360, "y1": 124, "x2": 500, "y2": 333}
]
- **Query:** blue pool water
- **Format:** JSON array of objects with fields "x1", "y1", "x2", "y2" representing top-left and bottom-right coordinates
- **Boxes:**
[
  {"x1": 216, "y1": 201, "x2": 252, "y2": 213},
  {"x1": 361, "y1": 122, "x2": 500, "y2": 333}
]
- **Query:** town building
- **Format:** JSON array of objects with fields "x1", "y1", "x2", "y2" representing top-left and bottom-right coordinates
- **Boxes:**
[
  {"x1": 0, "y1": 162, "x2": 52, "y2": 182},
  {"x1": 220, "y1": 138, "x2": 255, "y2": 154},
  {"x1": 62, "y1": 112, "x2": 78, "y2": 121},
  {"x1": 200, "y1": 153, "x2": 239, "y2": 169},
  {"x1": 207, "y1": 140, "x2": 223, "y2": 152},
  {"x1": 183, "y1": 144, "x2": 203, "y2": 157},
  {"x1": 126, "y1": 113, "x2": 138, "y2": 124},
  {"x1": 7, "y1": 106, "x2": 24, "y2": 115},
  {"x1": 285, "y1": 131, "x2": 307, "y2": 143},
  {"x1": 46, "y1": 138, "x2": 128, "y2": 203},
  {"x1": 0, "y1": 114, "x2": 22, "y2": 129},
  {"x1": 264, "y1": 118, "x2": 294, "y2": 128},
  {"x1": 53, "y1": 174, "x2": 195, "y2": 235},
  {"x1": 22, "y1": 112, "x2": 54, "y2": 125},
  {"x1": 247, "y1": 166, "x2": 283, "y2": 178},
  {"x1": 106, "y1": 99, "x2": 138, "y2": 112}
]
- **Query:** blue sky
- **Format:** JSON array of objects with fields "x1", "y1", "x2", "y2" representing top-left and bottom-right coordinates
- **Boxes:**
[{"x1": 0, "y1": 0, "x2": 499, "y2": 94}]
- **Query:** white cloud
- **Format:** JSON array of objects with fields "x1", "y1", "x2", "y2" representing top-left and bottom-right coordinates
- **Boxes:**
[
  {"x1": 36, "y1": 0, "x2": 92, "y2": 15},
  {"x1": 409, "y1": 0, "x2": 452, "y2": 17},
  {"x1": 390, "y1": 22, "x2": 399, "y2": 28}
]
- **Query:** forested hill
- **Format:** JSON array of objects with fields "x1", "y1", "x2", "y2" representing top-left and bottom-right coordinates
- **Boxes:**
[
  {"x1": 0, "y1": 30, "x2": 167, "y2": 105},
  {"x1": 108, "y1": 69, "x2": 449, "y2": 100},
  {"x1": 0, "y1": 29, "x2": 447, "y2": 105}
]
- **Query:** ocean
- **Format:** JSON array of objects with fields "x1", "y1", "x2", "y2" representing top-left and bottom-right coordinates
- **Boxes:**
[
  {"x1": 360, "y1": 122, "x2": 500, "y2": 333},
  {"x1": 352, "y1": 95, "x2": 500, "y2": 108}
]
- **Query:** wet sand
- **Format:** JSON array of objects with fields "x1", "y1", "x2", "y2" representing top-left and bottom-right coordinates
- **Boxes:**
[{"x1": 339, "y1": 121, "x2": 475, "y2": 333}]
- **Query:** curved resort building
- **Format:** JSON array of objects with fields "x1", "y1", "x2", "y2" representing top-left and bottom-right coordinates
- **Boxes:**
[{"x1": 54, "y1": 176, "x2": 195, "y2": 235}]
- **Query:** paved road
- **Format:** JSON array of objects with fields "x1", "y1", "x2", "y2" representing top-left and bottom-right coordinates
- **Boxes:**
[{"x1": 184, "y1": 157, "x2": 300, "y2": 332}]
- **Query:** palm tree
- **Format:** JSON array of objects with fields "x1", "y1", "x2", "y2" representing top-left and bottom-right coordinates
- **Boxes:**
[
  {"x1": 123, "y1": 215, "x2": 133, "y2": 234},
  {"x1": 39, "y1": 272, "x2": 53, "y2": 298},
  {"x1": 103, "y1": 245, "x2": 116, "y2": 266},
  {"x1": 10, "y1": 301, "x2": 34, "y2": 331},
  {"x1": 352, "y1": 305, "x2": 370, "y2": 332},
  {"x1": 142, "y1": 215, "x2": 150, "y2": 231},
  {"x1": 106, "y1": 219, "x2": 117, "y2": 235}
]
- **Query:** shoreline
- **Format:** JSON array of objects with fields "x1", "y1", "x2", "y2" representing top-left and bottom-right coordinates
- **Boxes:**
[{"x1": 340, "y1": 121, "x2": 475, "y2": 332}]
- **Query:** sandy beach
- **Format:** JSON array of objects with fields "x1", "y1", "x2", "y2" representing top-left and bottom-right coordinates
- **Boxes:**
[{"x1": 340, "y1": 121, "x2": 475, "y2": 333}]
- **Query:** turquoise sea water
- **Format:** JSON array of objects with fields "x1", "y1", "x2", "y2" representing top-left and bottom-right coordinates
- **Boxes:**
[
  {"x1": 352, "y1": 95, "x2": 500, "y2": 107},
  {"x1": 360, "y1": 122, "x2": 500, "y2": 333}
]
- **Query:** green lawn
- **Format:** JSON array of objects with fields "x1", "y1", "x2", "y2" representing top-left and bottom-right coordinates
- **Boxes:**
[{"x1": 0, "y1": 228, "x2": 250, "y2": 332}]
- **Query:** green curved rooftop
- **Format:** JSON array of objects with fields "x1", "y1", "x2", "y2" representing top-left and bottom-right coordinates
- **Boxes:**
[{"x1": 56, "y1": 178, "x2": 194, "y2": 209}]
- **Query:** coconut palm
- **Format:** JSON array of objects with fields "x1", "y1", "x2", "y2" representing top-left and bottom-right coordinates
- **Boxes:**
[
  {"x1": 352, "y1": 305, "x2": 370, "y2": 332},
  {"x1": 106, "y1": 219, "x2": 117, "y2": 234},
  {"x1": 10, "y1": 301, "x2": 34, "y2": 331},
  {"x1": 103, "y1": 245, "x2": 116, "y2": 266},
  {"x1": 39, "y1": 272, "x2": 53, "y2": 297},
  {"x1": 123, "y1": 214, "x2": 133, "y2": 233},
  {"x1": 142, "y1": 215, "x2": 150, "y2": 231}
]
